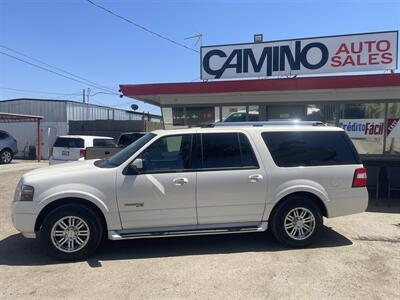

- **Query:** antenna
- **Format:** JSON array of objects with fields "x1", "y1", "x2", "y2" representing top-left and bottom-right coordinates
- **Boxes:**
[{"x1": 184, "y1": 31, "x2": 203, "y2": 47}]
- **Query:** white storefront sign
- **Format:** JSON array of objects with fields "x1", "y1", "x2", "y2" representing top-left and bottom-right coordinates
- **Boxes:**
[
  {"x1": 339, "y1": 119, "x2": 384, "y2": 138},
  {"x1": 339, "y1": 118, "x2": 400, "y2": 138},
  {"x1": 201, "y1": 31, "x2": 398, "y2": 80}
]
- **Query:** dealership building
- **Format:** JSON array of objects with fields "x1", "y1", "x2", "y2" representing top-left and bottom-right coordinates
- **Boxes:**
[{"x1": 120, "y1": 31, "x2": 400, "y2": 158}]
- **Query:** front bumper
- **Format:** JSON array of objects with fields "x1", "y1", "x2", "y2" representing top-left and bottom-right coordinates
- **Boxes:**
[{"x1": 11, "y1": 201, "x2": 38, "y2": 239}]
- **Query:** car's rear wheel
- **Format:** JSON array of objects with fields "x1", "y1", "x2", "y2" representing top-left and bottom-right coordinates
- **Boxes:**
[
  {"x1": 0, "y1": 149, "x2": 13, "y2": 164},
  {"x1": 38, "y1": 204, "x2": 103, "y2": 261},
  {"x1": 270, "y1": 196, "x2": 323, "y2": 247}
]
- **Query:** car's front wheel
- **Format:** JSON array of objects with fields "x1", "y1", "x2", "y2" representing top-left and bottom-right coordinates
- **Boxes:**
[
  {"x1": 270, "y1": 196, "x2": 323, "y2": 247},
  {"x1": 0, "y1": 149, "x2": 13, "y2": 164},
  {"x1": 38, "y1": 204, "x2": 103, "y2": 260}
]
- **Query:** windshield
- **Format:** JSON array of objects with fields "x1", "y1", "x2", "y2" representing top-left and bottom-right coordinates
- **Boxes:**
[{"x1": 95, "y1": 133, "x2": 156, "y2": 168}]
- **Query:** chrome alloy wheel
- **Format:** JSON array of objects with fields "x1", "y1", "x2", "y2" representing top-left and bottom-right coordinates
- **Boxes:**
[
  {"x1": 1, "y1": 150, "x2": 12, "y2": 163},
  {"x1": 51, "y1": 216, "x2": 90, "y2": 253},
  {"x1": 284, "y1": 207, "x2": 316, "y2": 240}
]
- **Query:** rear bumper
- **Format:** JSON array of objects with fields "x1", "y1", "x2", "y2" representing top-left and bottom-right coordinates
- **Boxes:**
[{"x1": 326, "y1": 188, "x2": 369, "y2": 218}]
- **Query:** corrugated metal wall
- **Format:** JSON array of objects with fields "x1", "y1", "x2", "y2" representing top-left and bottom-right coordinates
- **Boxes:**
[
  {"x1": 0, "y1": 99, "x2": 161, "y2": 122},
  {"x1": 0, "y1": 100, "x2": 161, "y2": 159},
  {"x1": 66, "y1": 102, "x2": 146, "y2": 121},
  {"x1": 0, "y1": 99, "x2": 67, "y2": 122},
  {"x1": 0, "y1": 121, "x2": 68, "y2": 159}
]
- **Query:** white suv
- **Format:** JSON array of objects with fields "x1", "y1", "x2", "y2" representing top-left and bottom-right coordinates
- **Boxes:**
[
  {"x1": 49, "y1": 135, "x2": 115, "y2": 165},
  {"x1": 11, "y1": 122, "x2": 368, "y2": 260}
]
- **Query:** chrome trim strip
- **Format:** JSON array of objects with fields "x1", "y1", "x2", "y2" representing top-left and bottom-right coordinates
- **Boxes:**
[{"x1": 108, "y1": 221, "x2": 268, "y2": 241}]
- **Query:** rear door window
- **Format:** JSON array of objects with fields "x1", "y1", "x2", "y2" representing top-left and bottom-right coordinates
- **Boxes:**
[
  {"x1": 54, "y1": 137, "x2": 84, "y2": 148},
  {"x1": 201, "y1": 133, "x2": 258, "y2": 170},
  {"x1": 93, "y1": 139, "x2": 116, "y2": 147},
  {"x1": 262, "y1": 131, "x2": 360, "y2": 167}
]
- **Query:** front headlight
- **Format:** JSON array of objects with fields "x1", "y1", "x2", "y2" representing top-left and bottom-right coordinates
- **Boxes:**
[{"x1": 20, "y1": 185, "x2": 34, "y2": 201}]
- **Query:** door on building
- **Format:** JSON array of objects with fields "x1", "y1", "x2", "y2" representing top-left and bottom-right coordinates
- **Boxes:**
[{"x1": 267, "y1": 105, "x2": 306, "y2": 120}]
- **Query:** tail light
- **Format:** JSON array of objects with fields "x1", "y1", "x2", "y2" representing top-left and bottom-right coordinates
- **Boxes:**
[
  {"x1": 352, "y1": 167, "x2": 367, "y2": 187},
  {"x1": 80, "y1": 149, "x2": 86, "y2": 158}
]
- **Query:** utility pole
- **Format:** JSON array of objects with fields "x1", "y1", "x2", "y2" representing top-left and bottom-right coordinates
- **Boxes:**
[
  {"x1": 86, "y1": 88, "x2": 91, "y2": 104},
  {"x1": 82, "y1": 89, "x2": 86, "y2": 103}
]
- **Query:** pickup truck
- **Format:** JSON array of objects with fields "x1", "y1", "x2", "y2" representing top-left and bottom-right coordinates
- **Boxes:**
[{"x1": 85, "y1": 132, "x2": 146, "y2": 160}]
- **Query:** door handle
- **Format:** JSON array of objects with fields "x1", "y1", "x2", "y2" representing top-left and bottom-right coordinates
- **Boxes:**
[
  {"x1": 173, "y1": 178, "x2": 189, "y2": 186},
  {"x1": 249, "y1": 174, "x2": 263, "y2": 183}
]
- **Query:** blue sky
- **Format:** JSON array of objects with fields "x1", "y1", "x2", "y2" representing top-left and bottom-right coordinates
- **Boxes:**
[{"x1": 0, "y1": 0, "x2": 399, "y2": 115}]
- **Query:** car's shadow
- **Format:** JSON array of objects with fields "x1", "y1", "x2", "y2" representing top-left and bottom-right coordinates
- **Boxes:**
[{"x1": 0, "y1": 226, "x2": 352, "y2": 267}]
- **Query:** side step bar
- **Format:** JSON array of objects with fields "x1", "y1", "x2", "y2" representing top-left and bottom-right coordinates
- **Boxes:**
[{"x1": 108, "y1": 222, "x2": 268, "y2": 241}]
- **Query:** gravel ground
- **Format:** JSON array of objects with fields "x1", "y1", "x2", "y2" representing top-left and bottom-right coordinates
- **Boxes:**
[{"x1": 0, "y1": 161, "x2": 399, "y2": 299}]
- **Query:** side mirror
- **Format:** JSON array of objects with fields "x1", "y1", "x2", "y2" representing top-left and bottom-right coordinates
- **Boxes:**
[
  {"x1": 123, "y1": 158, "x2": 144, "y2": 175},
  {"x1": 132, "y1": 158, "x2": 143, "y2": 170}
]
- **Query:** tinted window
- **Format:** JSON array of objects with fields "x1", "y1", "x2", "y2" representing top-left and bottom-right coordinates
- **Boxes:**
[
  {"x1": 54, "y1": 137, "x2": 84, "y2": 148},
  {"x1": 139, "y1": 134, "x2": 193, "y2": 172},
  {"x1": 239, "y1": 133, "x2": 258, "y2": 167},
  {"x1": 118, "y1": 133, "x2": 145, "y2": 147},
  {"x1": 262, "y1": 131, "x2": 360, "y2": 167},
  {"x1": 201, "y1": 133, "x2": 258, "y2": 169},
  {"x1": 93, "y1": 139, "x2": 115, "y2": 147}
]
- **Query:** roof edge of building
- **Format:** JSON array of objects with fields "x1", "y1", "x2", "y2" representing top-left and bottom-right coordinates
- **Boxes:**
[{"x1": 120, "y1": 73, "x2": 400, "y2": 97}]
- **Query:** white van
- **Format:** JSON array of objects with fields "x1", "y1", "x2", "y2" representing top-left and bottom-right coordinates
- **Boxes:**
[
  {"x1": 12, "y1": 122, "x2": 368, "y2": 260},
  {"x1": 49, "y1": 135, "x2": 115, "y2": 165}
]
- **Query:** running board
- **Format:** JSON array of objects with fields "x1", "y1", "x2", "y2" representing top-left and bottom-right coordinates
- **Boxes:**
[{"x1": 108, "y1": 222, "x2": 268, "y2": 241}]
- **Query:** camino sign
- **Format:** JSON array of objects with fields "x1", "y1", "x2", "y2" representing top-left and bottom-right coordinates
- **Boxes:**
[{"x1": 201, "y1": 31, "x2": 398, "y2": 80}]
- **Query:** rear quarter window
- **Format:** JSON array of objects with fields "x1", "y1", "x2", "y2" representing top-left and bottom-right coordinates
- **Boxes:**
[
  {"x1": 54, "y1": 137, "x2": 84, "y2": 148},
  {"x1": 262, "y1": 131, "x2": 360, "y2": 167}
]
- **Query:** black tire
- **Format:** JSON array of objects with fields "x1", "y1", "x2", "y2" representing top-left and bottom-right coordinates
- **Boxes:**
[
  {"x1": 270, "y1": 196, "x2": 323, "y2": 248},
  {"x1": 0, "y1": 149, "x2": 13, "y2": 164},
  {"x1": 38, "y1": 204, "x2": 104, "y2": 261}
]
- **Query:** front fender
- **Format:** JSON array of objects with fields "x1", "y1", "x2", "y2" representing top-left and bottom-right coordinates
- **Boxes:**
[{"x1": 34, "y1": 184, "x2": 111, "y2": 215}]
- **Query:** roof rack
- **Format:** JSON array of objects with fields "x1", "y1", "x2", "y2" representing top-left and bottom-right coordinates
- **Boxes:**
[{"x1": 201, "y1": 121, "x2": 326, "y2": 128}]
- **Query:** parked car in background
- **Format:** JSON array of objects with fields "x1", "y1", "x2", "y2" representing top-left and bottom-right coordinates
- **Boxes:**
[
  {"x1": 85, "y1": 132, "x2": 146, "y2": 160},
  {"x1": 223, "y1": 111, "x2": 259, "y2": 122},
  {"x1": 12, "y1": 122, "x2": 368, "y2": 260},
  {"x1": 0, "y1": 130, "x2": 18, "y2": 164},
  {"x1": 49, "y1": 135, "x2": 115, "y2": 165},
  {"x1": 117, "y1": 132, "x2": 146, "y2": 147}
]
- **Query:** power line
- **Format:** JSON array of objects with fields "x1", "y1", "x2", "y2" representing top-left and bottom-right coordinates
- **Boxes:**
[
  {"x1": 85, "y1": 0, "x2": 199, "y2": 54},
  {"x1": 0, "y1": 86, "x2": 81, "y2": 96},
  {"x1": 0, "y1": 45, "x2": 116, "y2": 93},
  {"x1": 0, "y1": 51, "x2": 119, "y2": 95}
]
